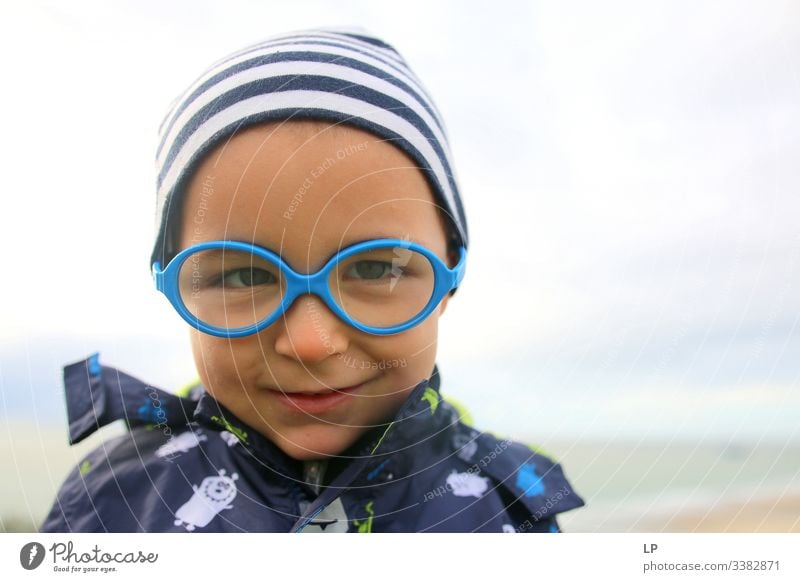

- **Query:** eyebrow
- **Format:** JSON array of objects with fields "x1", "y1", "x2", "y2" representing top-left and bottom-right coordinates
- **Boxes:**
[
  {"x1": 339, "y1": 234, "x2": 417, "y2": 248},
  {"x1": 192, "y1": 249, "x2": 253, "y2": 260},
  {"x1": 187, "y1": 234, "x2": 420, "y2": 269}
]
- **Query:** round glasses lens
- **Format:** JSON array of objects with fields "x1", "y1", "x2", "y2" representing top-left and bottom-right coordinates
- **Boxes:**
[
  {"x1": 178, "y1": 248, "x2": 285, "y2": 329},
  {"x1": 328, "y1": 245, "x2": 435, "y2": 328}
]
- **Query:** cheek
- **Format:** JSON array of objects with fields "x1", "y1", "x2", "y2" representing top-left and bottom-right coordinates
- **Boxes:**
[
  {"x1": 363, "y1": 315, "x2": 440, "y2": 377},
  {"x1": 399, "y1": 310, "x2": 440, "y2": 355},
  {"x1": 189, "y1": 331, "x2": 261, "y2": 395}
]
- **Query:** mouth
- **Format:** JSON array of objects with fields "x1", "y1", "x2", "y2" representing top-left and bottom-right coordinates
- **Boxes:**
[{"x1": 263, "y1": 382, "x2": 370, "y2": 414}]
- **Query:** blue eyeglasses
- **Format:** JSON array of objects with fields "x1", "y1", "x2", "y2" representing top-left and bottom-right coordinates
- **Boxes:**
[{"x1": 152, "y1": 238, "x2": 466, "y2": 338}]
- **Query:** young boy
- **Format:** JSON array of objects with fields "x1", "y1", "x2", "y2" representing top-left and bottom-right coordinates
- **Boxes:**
[{"x1": 41, "y1": 27, "x2": 584, "y2": 532}]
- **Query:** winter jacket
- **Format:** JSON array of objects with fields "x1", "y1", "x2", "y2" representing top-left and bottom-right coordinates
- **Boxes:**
[{"x1": 40, "y1": 353, "x2": 585, "y2": 533}]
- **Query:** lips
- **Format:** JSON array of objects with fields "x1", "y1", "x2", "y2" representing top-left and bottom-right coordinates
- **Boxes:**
[{"x1": 264, "y1": 382, "x2": 368, "y2": 415}]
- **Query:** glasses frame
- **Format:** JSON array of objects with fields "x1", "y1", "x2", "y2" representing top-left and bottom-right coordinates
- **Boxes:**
[{"x1": 152, "y1": 238, "x2": 467, "y2": 338}]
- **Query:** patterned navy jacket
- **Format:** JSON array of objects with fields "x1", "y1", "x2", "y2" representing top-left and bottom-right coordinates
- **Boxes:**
[{"x1": 40, "y1": 354, "x2": 585, "y2": 533}]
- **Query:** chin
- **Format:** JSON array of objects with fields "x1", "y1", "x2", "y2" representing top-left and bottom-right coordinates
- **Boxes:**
[{"x1": 274, "y1": 426, "x2": 362, "y2": 461}]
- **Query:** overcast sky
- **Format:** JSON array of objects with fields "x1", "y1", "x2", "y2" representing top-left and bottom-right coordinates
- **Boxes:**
[{"x1": 1, "y1": 0, "x2": 798, "y2": 444}]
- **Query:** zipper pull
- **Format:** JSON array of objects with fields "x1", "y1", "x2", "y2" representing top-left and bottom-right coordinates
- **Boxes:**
[{"x1": 303, "y1": 459, "x2": 328, "y2": 496}]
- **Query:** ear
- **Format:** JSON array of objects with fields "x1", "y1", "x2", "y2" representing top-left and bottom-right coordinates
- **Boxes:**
[{"x1": 447, "y1": 246, "x2": 460, "y2": 269}]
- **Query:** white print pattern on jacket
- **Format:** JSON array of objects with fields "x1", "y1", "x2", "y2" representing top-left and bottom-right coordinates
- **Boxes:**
[
  {"x1": 447, "y1": 470, "x2": 490, "y2": 498},
  {"x1": 174, "y1": 469, "x2": 239, "y2": 531},
  {"x1": 155, "y1": 430, "x2": 208, "y2": 458},
  {"x1": 218, "y1": 430, "x2": 240, "y2": 447}
]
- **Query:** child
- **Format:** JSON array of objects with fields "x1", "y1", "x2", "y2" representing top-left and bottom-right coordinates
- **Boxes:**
[{"x1": 41, "y1": 27, "x2": 584, "y2": 533}]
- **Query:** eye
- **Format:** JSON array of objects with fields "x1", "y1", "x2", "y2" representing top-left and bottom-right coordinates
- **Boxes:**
[
  {"x1": 221, "y1": 267, "x2": 276, "y2": 288},
  {"x1": 345, "y1": 260, "x2": 393, "y2": 280}
]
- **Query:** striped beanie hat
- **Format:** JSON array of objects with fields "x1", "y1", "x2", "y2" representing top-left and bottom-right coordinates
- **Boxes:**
[{"x1": 151, "y1": 26, "x2": 469, "y2": 268}]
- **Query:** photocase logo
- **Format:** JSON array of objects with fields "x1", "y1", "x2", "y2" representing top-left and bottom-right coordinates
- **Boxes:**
[{"x1": 19, "y1": 542, "x2": 46, "y2": 570}]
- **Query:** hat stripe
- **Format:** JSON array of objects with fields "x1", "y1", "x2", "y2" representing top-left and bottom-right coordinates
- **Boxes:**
[
  {"x1": 157, "y1": 64, "x2": 453, "y2": 185},
  {"x1": 157, "y1": 39, "x2": 440, "y2": 159},
  {"x1": 158, "y1": 33, "x2": 429, "y2": 141},
  {"x1": 209, "y1": 31, "x2": 413, "y2": 87},
  {"x1": 217, "y1": 31, "x2": 408, "y2": 72}
]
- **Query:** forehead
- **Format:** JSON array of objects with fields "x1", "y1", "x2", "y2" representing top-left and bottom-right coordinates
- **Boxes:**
[{"x1": 179, "y1": 120, "x2": 448, "y2": 269}]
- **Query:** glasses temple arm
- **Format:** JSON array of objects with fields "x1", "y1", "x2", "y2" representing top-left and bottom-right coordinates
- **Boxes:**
[
  {"x1": 450, "y1": 247, "x2": 467, "y2": 289},
  {"x1": 152, "y1": 262, "x2": 164, "y2": 292}
]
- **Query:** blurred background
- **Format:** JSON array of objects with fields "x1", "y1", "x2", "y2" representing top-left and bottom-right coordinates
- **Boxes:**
[{"x1": 1, "y1": 0, "x2": 798, "y2": 532}]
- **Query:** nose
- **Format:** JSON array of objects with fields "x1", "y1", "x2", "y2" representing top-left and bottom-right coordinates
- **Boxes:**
[{"x1": 272, "y1": 294, "x2": 350, "y2": 364}]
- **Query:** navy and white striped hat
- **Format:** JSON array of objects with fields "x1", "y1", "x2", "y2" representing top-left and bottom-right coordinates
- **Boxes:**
[{"x1": 151, "y1": 26, "x2": 469, "y2": 268}]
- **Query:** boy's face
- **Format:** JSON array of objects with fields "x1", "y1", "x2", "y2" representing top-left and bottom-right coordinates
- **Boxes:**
[{"x1": 178, "y1": 120, "x2": 454, "y2": 461}]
